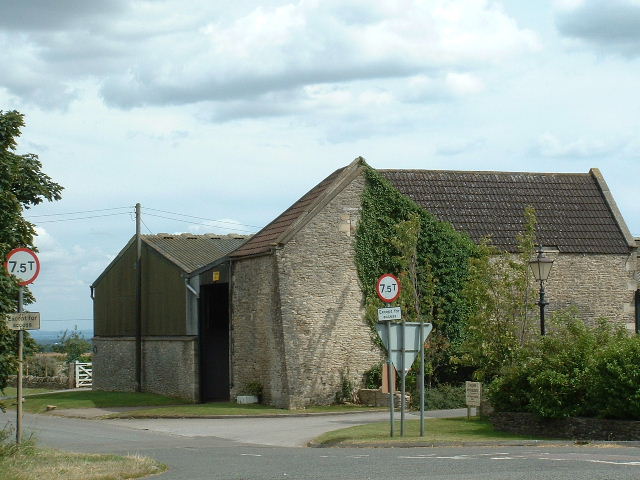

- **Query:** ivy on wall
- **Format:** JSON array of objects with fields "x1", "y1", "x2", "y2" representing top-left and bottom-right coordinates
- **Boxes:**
[{"x1": 354, "y1": 166, "x2": 479, "y2": 360}]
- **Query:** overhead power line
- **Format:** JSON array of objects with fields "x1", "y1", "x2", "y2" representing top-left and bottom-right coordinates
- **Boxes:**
[
  {"x1": 144, "y1": 213, "x2": 256, "y2": 234},
  {"x1": 144, "y1": 207, "x2": 261, "y2": 229},
  {"x1": 27, "y1": 206, "x2": 132, "y2": 218},
  {"x1": 32, "y1": 212, "x2": 133, "y2": 224}
]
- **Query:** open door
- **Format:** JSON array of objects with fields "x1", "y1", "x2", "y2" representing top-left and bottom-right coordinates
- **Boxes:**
[{"x1": 199, "y1": 283, "x2": 230, "y2": 401}]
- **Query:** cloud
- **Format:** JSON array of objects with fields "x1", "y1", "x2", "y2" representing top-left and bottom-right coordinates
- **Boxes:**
[
  {"x1": 534, "y1": 133, "x2": 624, "y2": 158},
  {"x1": 0, "y1": 1, "x2": 127, "y2": 31},
  {"x1": 0, "y1": 0, "x2": 539, "y2": 118},
  {"x1": 555, "y1": 0, "x2": 640, "y2": 56},
  {"x1": 435, "y1": 138, "x2": 486, "y2": 156}
]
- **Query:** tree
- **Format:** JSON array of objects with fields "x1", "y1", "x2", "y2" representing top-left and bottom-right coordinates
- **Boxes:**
[
  {"x1": 0, "y1": 110, "x2": 63, "y2": 400},
  {"x1": 458, "y1": 207, "x2": 537, "y2": 382},
  {"x1": 53, "y1": 326, "x2": 92, "y2": 363}
]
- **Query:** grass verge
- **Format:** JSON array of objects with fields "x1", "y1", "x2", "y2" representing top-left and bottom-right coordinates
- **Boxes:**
[
  {"x1": 105, "y1": 402, "x2": 385, "y2": 418},
  {"x1": 313, "y1": 417, "x2": 547, "y2": 446},
  {"x1": 15, "y1": 391, "x2": 187, "y2": 414},
  {"x1": 1, "y1": 387, "x2": 58, "y2": 398},
  {"x1": 0, "y1": 447, "x2": 167, "y2": 480}
]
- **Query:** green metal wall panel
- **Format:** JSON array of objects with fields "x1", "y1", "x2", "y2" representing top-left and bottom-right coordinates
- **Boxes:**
[{"x1": 93, "y1": 241, "x2": 187, "y2": 336}]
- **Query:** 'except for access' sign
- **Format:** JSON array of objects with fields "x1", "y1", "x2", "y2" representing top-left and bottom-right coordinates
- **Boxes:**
[
  {"x1": 6, "y1": 312, "x2": 41, "y2": 330},
  {"x1": 378, "y1": 307, "x2": 401, "y2": 321}
]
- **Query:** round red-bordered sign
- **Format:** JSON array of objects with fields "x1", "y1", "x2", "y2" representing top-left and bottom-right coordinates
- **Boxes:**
[
  {"x1": 4, "y1": 248, "x2": 40, "y2": 286},
  {"x1": 376, "y1": 273, "x2": 401, "y2": 303}
]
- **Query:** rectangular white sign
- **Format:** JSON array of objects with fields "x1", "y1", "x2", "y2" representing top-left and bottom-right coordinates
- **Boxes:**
[
  {"x1": 6, "y1": 312, "x2": 41, "y2": 330},
  {"x1": 465, "y1": 381, "x2": 482, "y2": 407},
  {"x1": 378, "y1": 307, "x2": 402, "y2": 321}
]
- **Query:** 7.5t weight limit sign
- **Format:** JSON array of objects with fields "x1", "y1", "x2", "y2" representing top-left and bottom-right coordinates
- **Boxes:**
[
  {"x1": 4, "y1": 248, "x2": 40, "y2": 286},
  {"x1": 376, "y1": 273, "x2": 400, "y2": 303}
]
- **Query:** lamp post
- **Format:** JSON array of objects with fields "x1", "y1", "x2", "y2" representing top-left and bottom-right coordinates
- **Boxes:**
[{"x1": 529, "y1": 246, "x2": 554, "y2": 336}]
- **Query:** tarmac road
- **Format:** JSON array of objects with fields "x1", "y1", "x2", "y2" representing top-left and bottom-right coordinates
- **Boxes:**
[{"x1": 3, "y1": 410, "x2": 640, "y2": 479}]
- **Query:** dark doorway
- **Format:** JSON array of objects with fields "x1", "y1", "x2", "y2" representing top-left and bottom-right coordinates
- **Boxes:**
[{"x1": 199, "y1": 283, "x2": 230, "y2": 401}]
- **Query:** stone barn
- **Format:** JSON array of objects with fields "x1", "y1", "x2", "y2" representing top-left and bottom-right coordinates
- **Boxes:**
[{"x1": 228, "y1": 157, "x2": 637, "y2": 409}]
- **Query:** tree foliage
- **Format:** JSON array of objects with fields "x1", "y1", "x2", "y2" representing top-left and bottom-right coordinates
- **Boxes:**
[
  {"x1": 0, "y1": 110, "x2": 63, "y2": 396},
  {"x1": 457, "y1": 206, "x2": 538, "y2": 382},
  {"x1": 53, "y1": 327, "x2": 92, "y2": 363}
]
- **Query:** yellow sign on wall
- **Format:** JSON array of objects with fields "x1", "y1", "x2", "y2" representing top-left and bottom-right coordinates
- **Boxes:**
[{"x1": 212, "y1": 271, "x2": 220, "y2": 282}]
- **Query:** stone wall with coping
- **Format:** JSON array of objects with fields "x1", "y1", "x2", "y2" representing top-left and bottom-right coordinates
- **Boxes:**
[
  {"x1": 276, "y1": 175, "x2": 383, "y2": 408},
  {"x1": 92, "y1": 336, "x2": 199, "y2": 402},
  {"x1": 490, "y1": 412, "x2": 640, "y2": 441},
  {"x1": 544, "y1": 252, "x2": 637, "y2": 331},
  {"x1": 231, "y1": 255, "x2": 288, "y2": 407}
]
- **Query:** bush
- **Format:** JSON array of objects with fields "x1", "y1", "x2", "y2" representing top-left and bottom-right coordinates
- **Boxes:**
[
  {"x1": 424, "y1": 384, "x2": 466, "y2": 409},
  {"x1": 362, "y1": 364, "x2": 383, "y2": 389},
  {"x1": 488, "y1": 310, "x2": 637, "y2": 419},
  {"x1": 586, "y1": 335, "x2": 640, "y2": 419}
]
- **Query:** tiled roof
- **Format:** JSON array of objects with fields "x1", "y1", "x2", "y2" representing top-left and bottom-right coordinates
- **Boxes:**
[
  {"x1": 143, "y1": 233, "x2": 250, "y2": 272},
  {"x1": 380, "y1": 170, "x2": 630, "y2": 254},
  {"x1": 230, "y1": 166, "x2": 348, "y2": 258}
]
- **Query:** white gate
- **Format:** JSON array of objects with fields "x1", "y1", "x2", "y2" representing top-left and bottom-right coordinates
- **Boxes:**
[{"x1": 74, "y1": 362, "x2": 93, "y2": 387}]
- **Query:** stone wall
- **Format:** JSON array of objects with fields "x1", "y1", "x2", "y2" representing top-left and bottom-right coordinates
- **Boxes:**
[
  {"x1": 490, "y1": 412, "x2": 640, "y2": 441},
  {"x1": 8, "y1": 375, "x2": 68, "y2": 390},
  {"x1": 142, "y1": 336, "x2": 199, "y2": 401},
  {"x1": 231, "y1": 255, "x2": 289, "y2": 407},
  {"x1": 276, "y1": 175, "x2": 383, "y2": 408},
  {"x1": 92, "y1": 337, "x2": 136, "y2": 392},
  {"x1": 92, "y1": 336, "x2": 199, "y2": 401},
  {"x1": 544, "y1": 252, "x2": 637, "y2": 331}
]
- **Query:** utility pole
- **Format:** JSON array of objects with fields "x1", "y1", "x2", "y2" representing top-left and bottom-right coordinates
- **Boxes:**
[{"x1": 135, "y1": 203, "x2": 142, "y2": 392}]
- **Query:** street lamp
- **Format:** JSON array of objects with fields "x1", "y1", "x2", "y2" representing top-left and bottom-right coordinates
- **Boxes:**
[{"x1": 529, "y1": 246, "x2": 554, "y2": 336}]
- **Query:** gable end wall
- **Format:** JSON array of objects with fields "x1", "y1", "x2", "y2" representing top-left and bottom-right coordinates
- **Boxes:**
[{"x1": 276, "y1": 174, "x2": 382, "y2": 408}]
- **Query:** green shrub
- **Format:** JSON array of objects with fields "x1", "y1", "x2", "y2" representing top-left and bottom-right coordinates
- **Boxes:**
[
  {"x1": 335, "y1": 373, "x2": 355, "y2": 404},
  {"x1": 424, "y1": 384, "x2": 466, "y2": 410},
  {"x1": 362, "y1": 364, "x2": 383, "y2": 389},
  {"x1": 586, "y1": 335, "x2": 640, "y2": 419},
  {"x1": 488, "y1": 309, "x2": 636, "y2": 419},
  {"x1": 240, "y1": 381, "x2": 263, "y2": 398}
]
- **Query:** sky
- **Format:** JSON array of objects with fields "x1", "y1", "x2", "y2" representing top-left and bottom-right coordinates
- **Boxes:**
[{"x1": 1, "y1": 0, "x2": 639, "y2": 334}]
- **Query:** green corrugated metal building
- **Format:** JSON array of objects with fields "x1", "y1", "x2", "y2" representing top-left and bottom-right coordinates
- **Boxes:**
[{"x1": 91, "y1": 233, "x2": 248, "y2": 402}]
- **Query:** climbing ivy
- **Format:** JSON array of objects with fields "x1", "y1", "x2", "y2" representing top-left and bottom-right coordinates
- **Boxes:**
[{"x1": 354, "y1": 167, "x2": 479, "y2": 381}]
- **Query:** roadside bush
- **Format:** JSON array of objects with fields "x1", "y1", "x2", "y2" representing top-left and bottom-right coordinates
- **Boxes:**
[
  {"x1": 424, "y1": 384, "x2": 465, "y2": 409},
  {"x1": 586, "y1": 335, "x2": 640, "y2": 419},
  {"x1": 488, "y1": 309, "x2": 637, "y2": 419}
]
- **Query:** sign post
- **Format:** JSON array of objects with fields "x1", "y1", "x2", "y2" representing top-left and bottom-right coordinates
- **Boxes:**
[
  {"x1": 4, "y1": 248, "x2": 41, "y2": 444},
  {"x1": 376, "y1": 274, "x2": 400, "y2": 437}
]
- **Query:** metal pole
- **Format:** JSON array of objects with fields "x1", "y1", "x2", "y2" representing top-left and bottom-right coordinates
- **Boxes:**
[
  {"x1": 386, "y1": 320, "x2": 394, "y2": 437},
  {"x1": 135, "y1": 203, "x2": 142, "y2": 392},
  {"x1": 539, "y1": 281, "x2": 547, "y2": 336},
  {"x1": 400, "y1": 321, "x2": 405, "y2": 436},
  {"x1": 419, "y1": 320, "x2": 425, "y2": 436},
  {"x1": 16, "y1": 286, "x2": 23, "y2": 444}
]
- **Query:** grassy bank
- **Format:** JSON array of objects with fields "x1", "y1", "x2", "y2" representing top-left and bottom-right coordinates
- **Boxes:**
[
  {"x1": 1, "y1": 387, "x2": 56, "y2": 398},
  {"x1": 313, "y1": 417, "x2": 546, "y2": 446},
  {"x1": 0, "y1": 447, "x2": 166, "y2": 480},
  {"x1": 18, "y1": 391, "x2": 186, "y2": 414}
]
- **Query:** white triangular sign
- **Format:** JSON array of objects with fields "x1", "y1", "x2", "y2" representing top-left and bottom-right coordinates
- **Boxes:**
[{"x1": 375, "y1": 322, "x2": 433, "y2": 374}]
